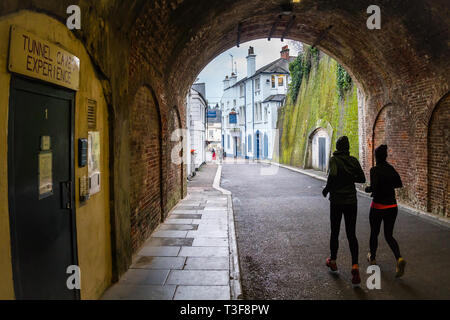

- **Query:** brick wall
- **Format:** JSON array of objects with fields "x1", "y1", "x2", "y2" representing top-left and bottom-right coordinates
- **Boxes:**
[
  {"x1": 373, "y1": 104, "x2": 414, "y2": 205},
  {"x1": 428, "y1": 94, "x2": 450, "y2": 217},
  {"x1": 129, "y1": 86, "x2": 162, "y2": 252},
  {"x1": 165, "y1": 108, "x2": 184, "y2": 218}
]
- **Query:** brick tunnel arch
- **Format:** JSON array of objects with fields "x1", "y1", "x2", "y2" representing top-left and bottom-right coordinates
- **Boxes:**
[
  {"x1": 129, "y1": 1, "x2": 448, "y2": 211},
  {"x1": 1, "y1": 0, "x2": 447, "y2": 287}
]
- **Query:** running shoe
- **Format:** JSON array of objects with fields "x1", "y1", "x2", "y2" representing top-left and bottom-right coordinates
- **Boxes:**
[
  {"x1": 326, "y1": 258, "x2": 338, "y2": 273},
  {"x1": 396, "y1": 257, "x2": 406, "y2": 278},
  {"x1": 351, "y1": 264, "x2": 361, "y2": 287},
  {"x1": 367, "y1": 252, "x2": 377, "y2": 265}
]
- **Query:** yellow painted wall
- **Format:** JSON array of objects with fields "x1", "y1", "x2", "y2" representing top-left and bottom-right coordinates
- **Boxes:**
[{"x1": 0, "y1": 11, "x2": 112, "y2": 300}]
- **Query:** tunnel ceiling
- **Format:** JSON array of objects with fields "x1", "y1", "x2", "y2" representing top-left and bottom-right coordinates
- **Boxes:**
[
  {"x1": 131, "y1": 0, "x2": 449, "y2": 102},
  {"x1": 0, "y1": 0, "x2": 448, "y2": 104}
]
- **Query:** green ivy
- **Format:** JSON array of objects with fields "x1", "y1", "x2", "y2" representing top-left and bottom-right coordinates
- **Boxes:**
[
  {"x1": 336, "y1": 64, "x2": 352, "y2": 99},
  {"x1": 288, "y1": 46, "x2": 320, "y2": 102}
]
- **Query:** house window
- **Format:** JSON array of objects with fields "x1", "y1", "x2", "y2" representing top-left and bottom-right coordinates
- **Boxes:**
[
  {"x1": 255, "y1": 78, "x2": 260, "y2": 91},
  {"x1": 233, "y1": 99, "x2": 236, "y2": 106},
  {"x1": 271, "y1": 75, "x2": 276, "y2": 88},
  {"x1": 278, "y1": 75, "x2": 284, "y2": 87},
  {"x1": 240, "y1": 84, "x2": 244, "y2": 97},
  {"x1": 239, "y1": 107, "x2": 245, "y2": 125},
  {"x1": 248, "y1": 135, "x2": 252, "y2": 152},
  {"x1": 264, "y1": 107, "x2": 268, "y2": 122}
]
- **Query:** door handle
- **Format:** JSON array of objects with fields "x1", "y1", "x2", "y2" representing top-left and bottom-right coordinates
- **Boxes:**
[{"x1": 61, "y1": 181, "x2": 72, "y2": 209}]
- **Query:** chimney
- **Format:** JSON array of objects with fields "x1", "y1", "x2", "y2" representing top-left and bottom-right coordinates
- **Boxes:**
[
  {"x1": 230, "y1": 72, "x2": 237, "y2": 86},
  {"x1": 246, "y1": 46, "x2": 256, "y2": 77},
  {"x1": 223, "y1": 75, "x2": 230, "y2": 90},
  {"x1": 280, "y1": 45, "x2": 290, "y2": 60}
]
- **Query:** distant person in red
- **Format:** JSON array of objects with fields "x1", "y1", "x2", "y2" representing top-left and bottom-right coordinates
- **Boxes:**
[
  {"x1": 212, "y1": 148, "x2": 216, "y2": 160},
  {"x1": 365, "y1": 144, "x2": 406, "y2": 277},
  {"x1": 322, "y1": 136, "x2": 366, "y2": 287}
]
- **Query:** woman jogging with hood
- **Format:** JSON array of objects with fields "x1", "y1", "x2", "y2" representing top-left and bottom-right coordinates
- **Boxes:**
[
  {"x1": 322, "y1": 136, "x2": 366, "y2": 286},
  {"x1": 365, "y1": 144, "x2": 406, "y2": 277}
]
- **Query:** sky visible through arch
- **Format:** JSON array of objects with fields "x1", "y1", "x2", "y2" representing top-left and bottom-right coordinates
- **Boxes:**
[{"x1": 196, "y1": 39, "x2": 302, "y2": 106}]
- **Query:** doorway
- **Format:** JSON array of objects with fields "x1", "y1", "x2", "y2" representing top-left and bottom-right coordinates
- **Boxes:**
[
  {"x1": 8, "y1": 76, "x2": 79, "y2": 299},
  {"x1": 318, "y1": 137, "x2": 326, "y2": 171}
]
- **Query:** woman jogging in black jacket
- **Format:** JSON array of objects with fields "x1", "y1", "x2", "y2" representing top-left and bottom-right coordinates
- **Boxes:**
[
  {"x1": 365, "y1": 144, "x2": 406, "y2": 277},
  {"x1": 322, "y1": 136, "x2": 366, "y2": 286}
]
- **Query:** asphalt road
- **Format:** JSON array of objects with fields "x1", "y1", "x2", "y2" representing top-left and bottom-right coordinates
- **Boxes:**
[{"x1": 221, "y1": 162, "x2": 450, "y2": 300}]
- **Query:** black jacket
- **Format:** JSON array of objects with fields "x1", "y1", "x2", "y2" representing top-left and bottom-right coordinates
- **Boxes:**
[
  {"x1": 324, "y1": 151, "x2": 366, "y2": 204},
  {"x1": 365, "y1": 161, "x2": 402, "y2": 205}
]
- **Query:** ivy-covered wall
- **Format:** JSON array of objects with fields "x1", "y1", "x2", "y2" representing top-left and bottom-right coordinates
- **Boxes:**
[{"x1": 276, "y1": 48, "x2": 359, "y2": 167}]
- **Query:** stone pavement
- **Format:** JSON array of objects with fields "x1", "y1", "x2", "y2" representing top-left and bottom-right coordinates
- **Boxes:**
[{"x1": 102, "y1": 163, "x2": 241, "y2": 300}]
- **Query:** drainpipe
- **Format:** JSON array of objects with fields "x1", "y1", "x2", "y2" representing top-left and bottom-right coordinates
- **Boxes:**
[
  {"x1": 252, "y1": 78, "x2": 255, "y2": 160},
  {"x1": 244, "y1": 82, "x2": 247, "y2": 159}
]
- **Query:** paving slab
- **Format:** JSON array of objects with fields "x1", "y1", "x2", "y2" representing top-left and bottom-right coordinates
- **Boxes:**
[
  {"x1": 138, "y1": 246, "x2": 181, "y2": 257},
  {"x1": 192, "y1": 237, "x2": 229, "y2": 247},
  {"x1": 187, "y1": 230, "x2": 228, "y2": 238},
  {"x1": 152, "y1": 230, "x2": 188, "y2": 238},
  {"x1": 166, "y1": 270, "x2": 229, "y2": 286},
  {"x1": 179, "y1": 246, "x2": 229, "y2": 257},
  {"x1": 118, "y1": 269, "x2": 170, "y2": 285},
  {"x1": 172, "y1": 210, "x2": 199, "y2": 214},
  {"x1": 170, "y1": 214, "x2": 202, "y2": 219},
  {"x1": 174, "y1": 286, "x2": 230, "y2": 300},
  {"x1": 102, "y1": 284, "x2": 176, "y2": 300},
  {"x1": 131, "y1": 256, "x2": 186, "y2": 270},
  {"x1": 184, "y1": 257, "x2": 229, "y2": 270},
  {"x1": 159, "y1": 224, "x2": 198, "y2": 231},
  {"x1": 145, "y1": 237, "x2": 193, "y2": 247},
  {"x1": 165, "y1": 218, "x2": 194, "y2": 224},
  {"x1": 196, "y1": 224, "x2": 227, "y2": 232}
]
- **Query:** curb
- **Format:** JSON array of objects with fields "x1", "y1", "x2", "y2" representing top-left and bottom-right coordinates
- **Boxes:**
[
  {"x1": 267, "y1": 161, "x2": 450, "y2": 229},
  {"x1": 213, "y1": 164, "x2": 243, "y2": 300}
]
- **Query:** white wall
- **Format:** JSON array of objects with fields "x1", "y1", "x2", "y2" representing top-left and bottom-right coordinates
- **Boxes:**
[{"x1": 186, "y1": 88, "x2": 207, "y2": 176}]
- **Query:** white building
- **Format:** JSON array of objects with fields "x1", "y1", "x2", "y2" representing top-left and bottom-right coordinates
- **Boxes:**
[
  {"x1": 220, "y1": 45, "x2": 294, "y2": 159},
  {"x1": 206, "y1": 105, "x2": 222, "y2": 161},
  {"x1": 186, "y1": 83, "x2": 207, "y2": 176}
]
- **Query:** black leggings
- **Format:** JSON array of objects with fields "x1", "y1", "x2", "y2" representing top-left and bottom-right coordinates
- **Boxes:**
[
  {"x1": 330, "y1": 203, "x2": 359, "y2": 265},
  {"x1": 369, "y1": 207, "x2": 401, "y2": 260}
]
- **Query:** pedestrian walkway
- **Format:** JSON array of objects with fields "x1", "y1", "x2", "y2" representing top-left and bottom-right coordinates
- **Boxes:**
[{"x1": 102, "y1": 163, "x2": 240, "y2": 300}]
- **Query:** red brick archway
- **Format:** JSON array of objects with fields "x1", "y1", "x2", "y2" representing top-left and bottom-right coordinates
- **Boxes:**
[
  {"x1": 129, "y1": 86, "x2": 163, "y2": 252},
  {"x1": 427, "y1": 93, "x2": 450, "y2": 217},
  {"x1": 372, "y1": 104, "x2": 414, "y2": 206}
]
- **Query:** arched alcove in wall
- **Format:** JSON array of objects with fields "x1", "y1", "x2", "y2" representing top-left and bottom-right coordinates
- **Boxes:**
[
  {"x1": 305, "y1": 126, "x2": 332, "y2": 172},
  {"x1": 427, "y1": 93, "x2": 450, "y2": 217},
  {"x1": 166, "y1": 106, "x2": 184, "y2": 216},
  {"x1": 129, "y1": 86, "x2": 162, "y2": 252},
  {"x1": 372, "y1": 104, "x2": 413, "y2": 205}
]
